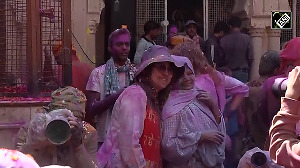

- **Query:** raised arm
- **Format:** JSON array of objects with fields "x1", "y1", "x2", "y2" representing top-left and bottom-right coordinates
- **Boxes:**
[
  {"x1": 269, "y1": 67, "x2": 300, "y2": 167},
  {"x1": 85, "y1": 68, "x2": 125, "y2": 120},
  {"x1": 86, "y1": 89, "x2": 125, "y2": 118},
  {"x1": 224, "y1": 74, "x2": 249, "y2": 111}
]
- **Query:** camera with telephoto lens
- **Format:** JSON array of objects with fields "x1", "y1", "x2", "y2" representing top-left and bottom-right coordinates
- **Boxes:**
[
  {"x1": 251, "y1": 151, "x2": 267, "y2": 167},
  {"x1": 45, "y1": 114, "x2": 71, "y2": 145},
  {"x1": 272, "y1": 77, "x2": 288, "y2": 98},
  {"x1": 45, "y1": 109, "x2": 84, "y2": 146},
  {"x1": 44, "y1": 109, "x2": 74, "y2": 145}
]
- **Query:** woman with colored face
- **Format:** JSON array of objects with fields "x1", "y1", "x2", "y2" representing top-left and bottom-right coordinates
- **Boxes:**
[
  {"x1": 97, "y1": 45, "x2": 184, "y2": 168},
  {"x1": 177, "y1": 65, "x2": 195, "y2": 90},
  {"x1": 161, "y1": 55, "x2": 226, "y2": 168}
]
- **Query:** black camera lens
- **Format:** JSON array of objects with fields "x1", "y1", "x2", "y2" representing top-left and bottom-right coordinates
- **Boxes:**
[
  {"x1": 251, "y1": 151, "x2": 267, "y2": 167},
  {"x1": 45, "y1": 119, "x2": 71, "y2": 145}
]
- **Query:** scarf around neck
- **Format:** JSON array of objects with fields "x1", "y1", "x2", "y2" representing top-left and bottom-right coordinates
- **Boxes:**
[
  {"x1": 104, "y1": 57, "x2": 135, "y2": 97},
  {"x1": 162, "y1": 88, "x2": 199, "y2": 120}
]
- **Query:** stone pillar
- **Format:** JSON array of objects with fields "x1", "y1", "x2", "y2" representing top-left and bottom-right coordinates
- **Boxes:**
[
  {"x1": 249, "y1": 28, "x2": 265, "y2": 80},
  {"x1": 267, "y1": 29, "x2": 281, "y2": 52}
]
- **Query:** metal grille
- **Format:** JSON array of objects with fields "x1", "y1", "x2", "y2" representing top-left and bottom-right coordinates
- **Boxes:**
[
  {"x1": 136, "y1": 0, "x2": 165, "y2": 45},
  {"x1": 40, "y1": 0, "x2": 63, "y2": 91},
  {"x1": 0, "y1": 0, "x2": 71, "y2": 96},
  {"x1": 136, "y1": 0, "x2": 148, "y2": 42},
  {"x1": 0, "y1": 0, "x2": 27, "y2": 95},
  {"x1": 208, "y1": 0, "x2": 234, "y2": 35}
]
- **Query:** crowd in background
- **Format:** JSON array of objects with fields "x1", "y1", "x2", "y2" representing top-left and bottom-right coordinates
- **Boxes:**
[{"x1": 4, "y1": 15, "x2": 300, "y2": 168}]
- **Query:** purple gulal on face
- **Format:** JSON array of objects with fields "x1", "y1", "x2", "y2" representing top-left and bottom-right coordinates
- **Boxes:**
[
  {"x1": 109, "y1": 33, "x2": 131, "y2": 63},
  {"x1": 178, "y1": 65, "x2": 195, "y2": 90},
  {"x1": 168, "y1": 27, "x2": 178, "y2": 39}
]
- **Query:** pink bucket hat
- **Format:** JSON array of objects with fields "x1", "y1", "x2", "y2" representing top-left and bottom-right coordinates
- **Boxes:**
[
  {"x1": 135, "y1": 45, "x2": 183, "y2": 78},
  {"x1": 171, "y1": 55, "x2": 194, "y2": 74}
]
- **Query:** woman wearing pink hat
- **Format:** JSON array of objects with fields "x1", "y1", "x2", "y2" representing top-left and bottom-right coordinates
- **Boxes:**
[{"x1": 97, "y1": 45, "x2": 184, "y2": 168}]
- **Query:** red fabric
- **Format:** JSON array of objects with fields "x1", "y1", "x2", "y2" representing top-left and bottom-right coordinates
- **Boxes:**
[
  {"x1": 49, "y1": 54, "x2": 93, "y2": 94},
  {"x1": 140, "y1": 104, "x2": 161, "y2": 168},
  {"x1": 277, "y1": 37, "x2": 300, "y2": 74},
  {"x1": 280, "y1": 37, "x2": 300, "y2": 60},
  {"x1": 72, "y1": 59, "x2": 94, "y2": 95},
  {"x1": 71, "y1": 53, "x2": 80, "y2": 62}
]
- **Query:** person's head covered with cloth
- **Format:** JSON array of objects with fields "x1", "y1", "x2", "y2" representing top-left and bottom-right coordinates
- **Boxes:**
[
  {"x1": 276, "y1": 37, "x2": 300, "y2": 76},
  {"x1": 27, "y1": 86, "x2": 87, "y2": 146}
]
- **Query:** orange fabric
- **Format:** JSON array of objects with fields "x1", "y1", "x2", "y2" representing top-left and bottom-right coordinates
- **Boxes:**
[
  {"x1": 170, "y1": 35, "x2": 193, "y2": 46},
  {"x1": 52, "y1": 41, "x2": 77, "y2": 58},
  {"x1": 140, "y1": 104, "x2": 161, "y2": 168}
]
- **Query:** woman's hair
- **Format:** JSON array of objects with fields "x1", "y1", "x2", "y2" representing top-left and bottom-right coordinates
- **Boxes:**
[
  {"x1": 136, "y1": 62, "x2": 183, "y2": 112},
  {"x1": 171, "y1": 41, "x2": 207, "y2": 75}
]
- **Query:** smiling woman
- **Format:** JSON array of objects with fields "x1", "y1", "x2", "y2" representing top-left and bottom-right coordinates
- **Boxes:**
[
  {"x1": 177, "y1": 65, "x2": 195, "y2": 90},
  {"x1": 97, "y1": 45, "x2": 184, "y2": 168},
  {"x1": 161, "y1": 55, "x2": 226, "y2": 168},
  {"x1": 147, "y1": 62, "x2": 175, "y2": 92}
]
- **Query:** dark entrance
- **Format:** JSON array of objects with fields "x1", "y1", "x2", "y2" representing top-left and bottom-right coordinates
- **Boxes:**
[
  {"x1": 167, "y1": 0, "x2": 204, "y2": 37},
  {"x1": 95, "y1": 0, "x2": 136, "y2": 66}
]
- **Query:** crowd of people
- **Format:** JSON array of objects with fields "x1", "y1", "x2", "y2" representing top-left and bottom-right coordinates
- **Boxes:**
[{"x1": 4, "y1": 15, "x2": 300, "y2": 168}]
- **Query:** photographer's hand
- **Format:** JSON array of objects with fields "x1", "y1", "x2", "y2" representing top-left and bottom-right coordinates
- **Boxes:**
[
  {"x1": 68, "y1": 116, "x2": 79, "y2": 129},
  {"x1": 68, "y1": 116, "x2": 83, "y2": 149},
  {"x1": 67, "y1": 117, "x2": 98, "y2": 168},
  {"x1": 285, "y1": 66, "x2": 300, "y2": 100}
]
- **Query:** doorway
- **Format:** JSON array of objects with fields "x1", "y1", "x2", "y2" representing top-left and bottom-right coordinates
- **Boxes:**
[{"x1": 167, "y1": 0, "x2": 204, "y2": 38}]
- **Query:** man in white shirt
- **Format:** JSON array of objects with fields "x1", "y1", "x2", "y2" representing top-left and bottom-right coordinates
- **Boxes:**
[{"x1": 85, "y1": 28, "x2": 136, "y2": 148}]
